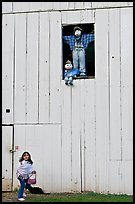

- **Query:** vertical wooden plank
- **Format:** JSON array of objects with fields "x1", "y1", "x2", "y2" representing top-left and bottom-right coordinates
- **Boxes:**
[
  {"x1": 2, "y1": 126, "x2": 12, "y2": 191},
  {"x1": 14, "y1": 13, "x2": 26, "y2": 123},
  {"x1": 84, "y1": 2, "x2": 92, "y2": 9},
  {"x1": 92, "y1": 2, "x2": 128, "y2": 9},
  {"x1": 26, "y1": 13, "x2": 39, "y2": 123},
  {"x1": 121, "y1": 8, "x2": 133, "y2": 161},
  {"x1": 108, "y1": 160, "x2": 133, "y2": 194},
  {"x1": 80, "y1": 10, "x2": 95, "y2": 23},
  {"x1": 80, "y1": 80, "x2": 85, "y2": 192},
  {"x1": 121, "y1": 161, "x2": 133, "y2": 194},
  {"x1": 61, "y1": 83, "x2": 72, "y2": 192},
  {"x1": 62, "y1": 9, "x2": 95, "y2": 26},
  {"x1": 61, "y1": 10, "x2": 81, "y2": 25},
  {"x1": 128, "y1": 2, "x2": 133, "y2": 6},
  {"x1": 68, "y1": 2, "x2": 75, "y2": 10},
  {"x1": 2, "y1": 14, "x2": 14, "y2": 124},
  {"x1": 13, "y1": 2, "x2": 30, "y2": 12},
  {"x1": 108, "y1": 161, "x2": 122, "y2": 194},
  {"x1": 53, "y1": 2, "x2": 61, "y2": 10},
  {"x1": 34, "y1": 125, "x2": 52, "y2": 192},
  {"x1": 84, "y1": 80, "x2": 96, "y2": 192},
  {"x1": 41, "y1": 2, "x2": 54, "y2": 11},
  {"x1": 74, "y1": 2, "x2": 84, "y2": 9},
  {"x1": 39, "y1": 12, "x2": 50, "y2": 123},
  {"x1": 2, "y1": 2, "x2": 12, "y2": 13},
  {"x1": 51, "y1": 2, "x2": 76, "y2": 11},
  {"x1": 59, "y1": 2, "x2": 69, "y2": 10},
  {"x1": 49, "y1": 12, "x2": 62, "y2": 123},
  {"x1": 71, "y1": 81, "x2": 81, "y2": 192},
  {"x1": 109, "y1": 9, "x2": 121, "y2": 160},
  {"x1": 95, "y1": 9, "x2": 109, "y2": 193},
  {"x1": 51, "y1": 125, "x2": 62, "y2": 192},
  {"x1": 29, "y1": 2, "x2": 42, "y2": 11}
]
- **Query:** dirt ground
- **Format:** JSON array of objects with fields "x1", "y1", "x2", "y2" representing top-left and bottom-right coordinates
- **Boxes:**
[{"x1": 2, "y1": 192, "x2": 46, "y2": 202}]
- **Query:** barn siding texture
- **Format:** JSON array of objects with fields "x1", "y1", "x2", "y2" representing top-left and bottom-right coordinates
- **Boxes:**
[{"x1": 2, "y1": 2, "x2": 133, "y2": 195}]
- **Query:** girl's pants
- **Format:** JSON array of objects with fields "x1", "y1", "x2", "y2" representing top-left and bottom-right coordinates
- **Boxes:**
[{"x1": 18, "y1": 178, "x2": 31, "y2": 198}]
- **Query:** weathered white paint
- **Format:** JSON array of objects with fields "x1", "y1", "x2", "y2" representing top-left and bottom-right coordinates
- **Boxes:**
[
  {"x1": 39, "y1": 12, "x2": 50, "y2": 123},
  {"x1": 92, "y1": 2, "x2": 129, "y2": 8},
  {"x1": 49, "y1": 11, "x2": 62, "y2": 123},
  {"x1": 108, "y1": 161, "x2": 133, "y2": 194},
  {"x1": 2, "y1": 2, "x2": 132, "y2": 13},
  {"x1": 13, "y1": 2, "x2": 30, "y2": 13},
  {"x1": 2, "y1": 2, "x2": 133, "y2": 195},
  {"x1": 120, "y1": 8, "x2": 133, "y2": 161},
  {"x1": 95, "y1": 9, "x2": 109, "y2": 193},
  {"x1": 109, "y1": 8, "x2": 121, "y2": 160},
  {"x1": 14, "y1": 13, "x2": 26, "y2": 123},
  {"x1": 2, "y1": 2, "x2": 12, "y2": 13},
  {"x1": 2, "y1": 14, "x2": 14, "y2": 124},
  {"x1": 2, "y1": 126, "x2": 13, "y2": 191},
  {"x1": 61, "y1": 83, "x2": 72, "y2": 192},
  {"x1": 26, "y1": 13, "x2": 39, "y2": 123},
  {"x1": 83, "y1": 79, "x2": 96, "y2": 192}
]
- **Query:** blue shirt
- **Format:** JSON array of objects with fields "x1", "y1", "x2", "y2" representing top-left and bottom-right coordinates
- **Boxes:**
[{"x1": 63, "y1": 34, "x2": 95, "y2": 51}]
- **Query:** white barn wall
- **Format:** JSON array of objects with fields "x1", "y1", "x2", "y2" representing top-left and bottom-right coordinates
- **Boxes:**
[
  {"x1": 94, "y1": 9, "x2": 109, "y2": 193},
  {"x1": 14, "y1": 13, "x2": 26, "y2": 123},
  {"x1": 2, "y1": 2, "x2": 133, "y2": 195},
  {"x1": 109, "y1": 8, "x2": 121, "y2": 160},
  {"x1": 39, "y1": 12, "x2": 50, "y2": 123},
  {"x1": 120, "y1": 8, "x2": 133, "y2": 161},
  {"x1": 2, "y1": 14, "x2": 14, "y2": 124}
]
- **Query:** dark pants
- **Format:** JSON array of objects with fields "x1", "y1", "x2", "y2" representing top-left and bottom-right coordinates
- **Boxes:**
[{"x1": 18, "y1": 178, "x2": 31, "y2": 198}]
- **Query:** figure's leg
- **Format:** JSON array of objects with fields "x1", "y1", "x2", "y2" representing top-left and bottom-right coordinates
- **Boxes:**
[
  {"x1": 64, "y1": 76, "x2": 69, "y2": 85},
  {"x1": 68, "y1": 76, "x2": 73, "y2": 85},
  {"x1": 72, "y1": 49, "x2": 79, "y2": 69},
  {"x1": 79, "y1": 49, "x2": 86, "y2": 75}
]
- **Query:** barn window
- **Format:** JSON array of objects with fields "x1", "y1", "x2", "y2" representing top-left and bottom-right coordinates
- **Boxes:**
[{"x1": 62, "y1": 23, "x2": 95, "y2": 82}]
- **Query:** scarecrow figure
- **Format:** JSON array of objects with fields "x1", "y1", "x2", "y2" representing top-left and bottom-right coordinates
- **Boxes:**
[{"x1": 72, "y1": 26, "x2": 86, "y2": 76}]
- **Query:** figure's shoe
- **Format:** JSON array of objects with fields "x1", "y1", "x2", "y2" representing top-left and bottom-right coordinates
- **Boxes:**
[
  {"x1": 18, "y1": 198, "x2": 25, "y2": 201},
  {"x1": 65, "y1": 81, "x2": 69, "y2": 85},
  {"x1": 80, "y1": 72, "x2": 86, "y2": 77},
  {"x1": 69, "y1": 81, "x2": 73, "y2": 85}
]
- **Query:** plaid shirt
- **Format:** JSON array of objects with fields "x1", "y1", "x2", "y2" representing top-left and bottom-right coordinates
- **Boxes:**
[{"x1": 63, "y1": 34, "x2": 95, "y2": 51}]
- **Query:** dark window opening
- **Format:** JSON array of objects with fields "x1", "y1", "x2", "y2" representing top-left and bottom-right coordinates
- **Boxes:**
[{"x1": 62, "y1": 23, "x2": 95, "y2": 80}]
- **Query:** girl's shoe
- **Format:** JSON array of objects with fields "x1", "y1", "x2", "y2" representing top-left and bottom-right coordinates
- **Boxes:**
[{"x1": 18, "y1": 198, "x2": 25, "y2": 201}]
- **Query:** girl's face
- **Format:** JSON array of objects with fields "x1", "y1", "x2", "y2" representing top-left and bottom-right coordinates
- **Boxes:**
[{"x1": 23, "y1": 153, "x2": 30, "y2": 161}]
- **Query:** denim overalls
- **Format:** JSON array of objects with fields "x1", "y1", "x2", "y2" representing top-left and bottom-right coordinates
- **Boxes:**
[{"x1": 72, "y1": 39, "x2": 86, "y2": 74}]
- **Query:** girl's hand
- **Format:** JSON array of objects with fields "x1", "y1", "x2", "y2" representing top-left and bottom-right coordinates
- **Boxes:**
[{"x1": 18, "y1": 175, "x2": 23, "y2": 179}]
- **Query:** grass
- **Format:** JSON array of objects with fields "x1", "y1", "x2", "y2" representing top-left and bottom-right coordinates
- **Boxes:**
[
  {"x1": 2, "y1": 191, "x2": 133, "y2": 202},
  {"x1": 23, "y1": 191, "x2": 133, "y2": 202}
]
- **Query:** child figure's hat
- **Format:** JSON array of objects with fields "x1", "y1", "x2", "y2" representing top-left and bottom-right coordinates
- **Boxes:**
[{"x1": 65, "y1": 60, "x2": 72, "y2": 64}]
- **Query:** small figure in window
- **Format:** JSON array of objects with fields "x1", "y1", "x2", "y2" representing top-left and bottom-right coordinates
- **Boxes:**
[
  {"x1": 73, "y1": 26, "x2": 86, "y2": 77},
  {"x1": 64, "y1": 60, "x2": 80, "y2": 86},
  {"x1": 64, "y1": 60, "x2": 73, "y2": 85}
]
